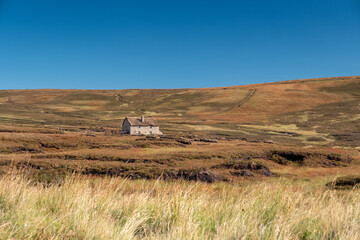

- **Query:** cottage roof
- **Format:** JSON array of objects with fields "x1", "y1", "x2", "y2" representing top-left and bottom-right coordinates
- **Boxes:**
[{"x1": 125, "y1": 117, "x2": 159, "y2": 126}]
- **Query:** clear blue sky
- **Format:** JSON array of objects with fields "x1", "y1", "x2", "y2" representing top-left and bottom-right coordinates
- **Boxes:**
[{"x1": 1, "y1": 0, "x2": 359, "y2": 89}]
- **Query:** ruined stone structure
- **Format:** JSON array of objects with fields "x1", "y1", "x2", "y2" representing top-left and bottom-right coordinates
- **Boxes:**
[{"x1": 122, "y1": 116, "x2": 162, "y2": 135}]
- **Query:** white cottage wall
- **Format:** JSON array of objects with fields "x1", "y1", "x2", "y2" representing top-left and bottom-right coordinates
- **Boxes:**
[{"x1": 130, "y1": 126, "x2": 162, "y2": 135}]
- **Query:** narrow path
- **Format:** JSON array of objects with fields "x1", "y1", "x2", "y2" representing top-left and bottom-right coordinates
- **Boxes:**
[{"x1": 236, "y1": 89, "x2": 257, "y2": 108}]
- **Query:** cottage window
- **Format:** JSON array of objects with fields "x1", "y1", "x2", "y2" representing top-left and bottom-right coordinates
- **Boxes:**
[
  {"x1": 150, "y1": 126, "x2": 152, "y2": 129},
  {"x1": 138, "y1": 126, "x2": 141, "y2": 128},
  {"x1": 150, "y1": 131, "x2": 152, "y2": 134}
]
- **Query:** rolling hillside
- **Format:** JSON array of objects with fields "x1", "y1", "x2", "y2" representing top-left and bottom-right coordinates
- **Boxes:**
[{"x1": 0, "y1": 76, "x2": 359, "y2": 146}]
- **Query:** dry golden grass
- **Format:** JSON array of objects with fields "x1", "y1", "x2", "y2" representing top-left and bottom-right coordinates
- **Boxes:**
[{"x1": 0, "y1": 172, "x2": 360, "y2": 239}]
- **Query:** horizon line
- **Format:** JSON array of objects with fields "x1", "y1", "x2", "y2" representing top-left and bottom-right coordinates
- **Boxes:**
[{"x1": 0, "y1": 75, "x2": 358, "y2": 91}]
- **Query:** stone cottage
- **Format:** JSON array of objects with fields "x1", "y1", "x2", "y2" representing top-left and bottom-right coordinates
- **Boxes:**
[{"x1": 122, "y1": 116, "x2": 162, "y2": 135}]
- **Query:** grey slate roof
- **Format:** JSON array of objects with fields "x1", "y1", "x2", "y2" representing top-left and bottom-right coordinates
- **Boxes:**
[{"x1": 125, "y1": 117, "x2": 159, "y2": 126}]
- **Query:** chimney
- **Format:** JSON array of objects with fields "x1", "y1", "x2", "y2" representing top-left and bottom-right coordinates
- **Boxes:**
[{"x1": 141, "y1": 116, "x2": 145, "y2": 122}]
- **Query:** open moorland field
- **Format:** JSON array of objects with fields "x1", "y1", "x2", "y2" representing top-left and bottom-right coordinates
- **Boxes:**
[{"x1": 0, "y1": 76, "x2": 359, "y2": 239}]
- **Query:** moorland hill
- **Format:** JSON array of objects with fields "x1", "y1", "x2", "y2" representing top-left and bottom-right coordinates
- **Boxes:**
[{"x1": 0, "y1": 76, "x2": 359, "y2": 146}]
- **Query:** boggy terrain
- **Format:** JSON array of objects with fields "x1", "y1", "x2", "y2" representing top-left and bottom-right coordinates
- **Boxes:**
[
  {"x1": 0, "y1": 76, "x2": 359, "y2": 183},
  {"x1": 0, "y1": 124, "x2": 358, "y2": 184}
]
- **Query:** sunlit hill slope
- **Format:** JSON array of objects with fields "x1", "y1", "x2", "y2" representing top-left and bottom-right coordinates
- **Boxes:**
[{"x1": 0, "y1": 76, "x2": 359, "y2": 146}]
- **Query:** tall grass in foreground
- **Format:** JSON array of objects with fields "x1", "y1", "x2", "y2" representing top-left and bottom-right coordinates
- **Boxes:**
[{"x1": 0, "y1": 174, "x2": 359, "y2": 240}]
